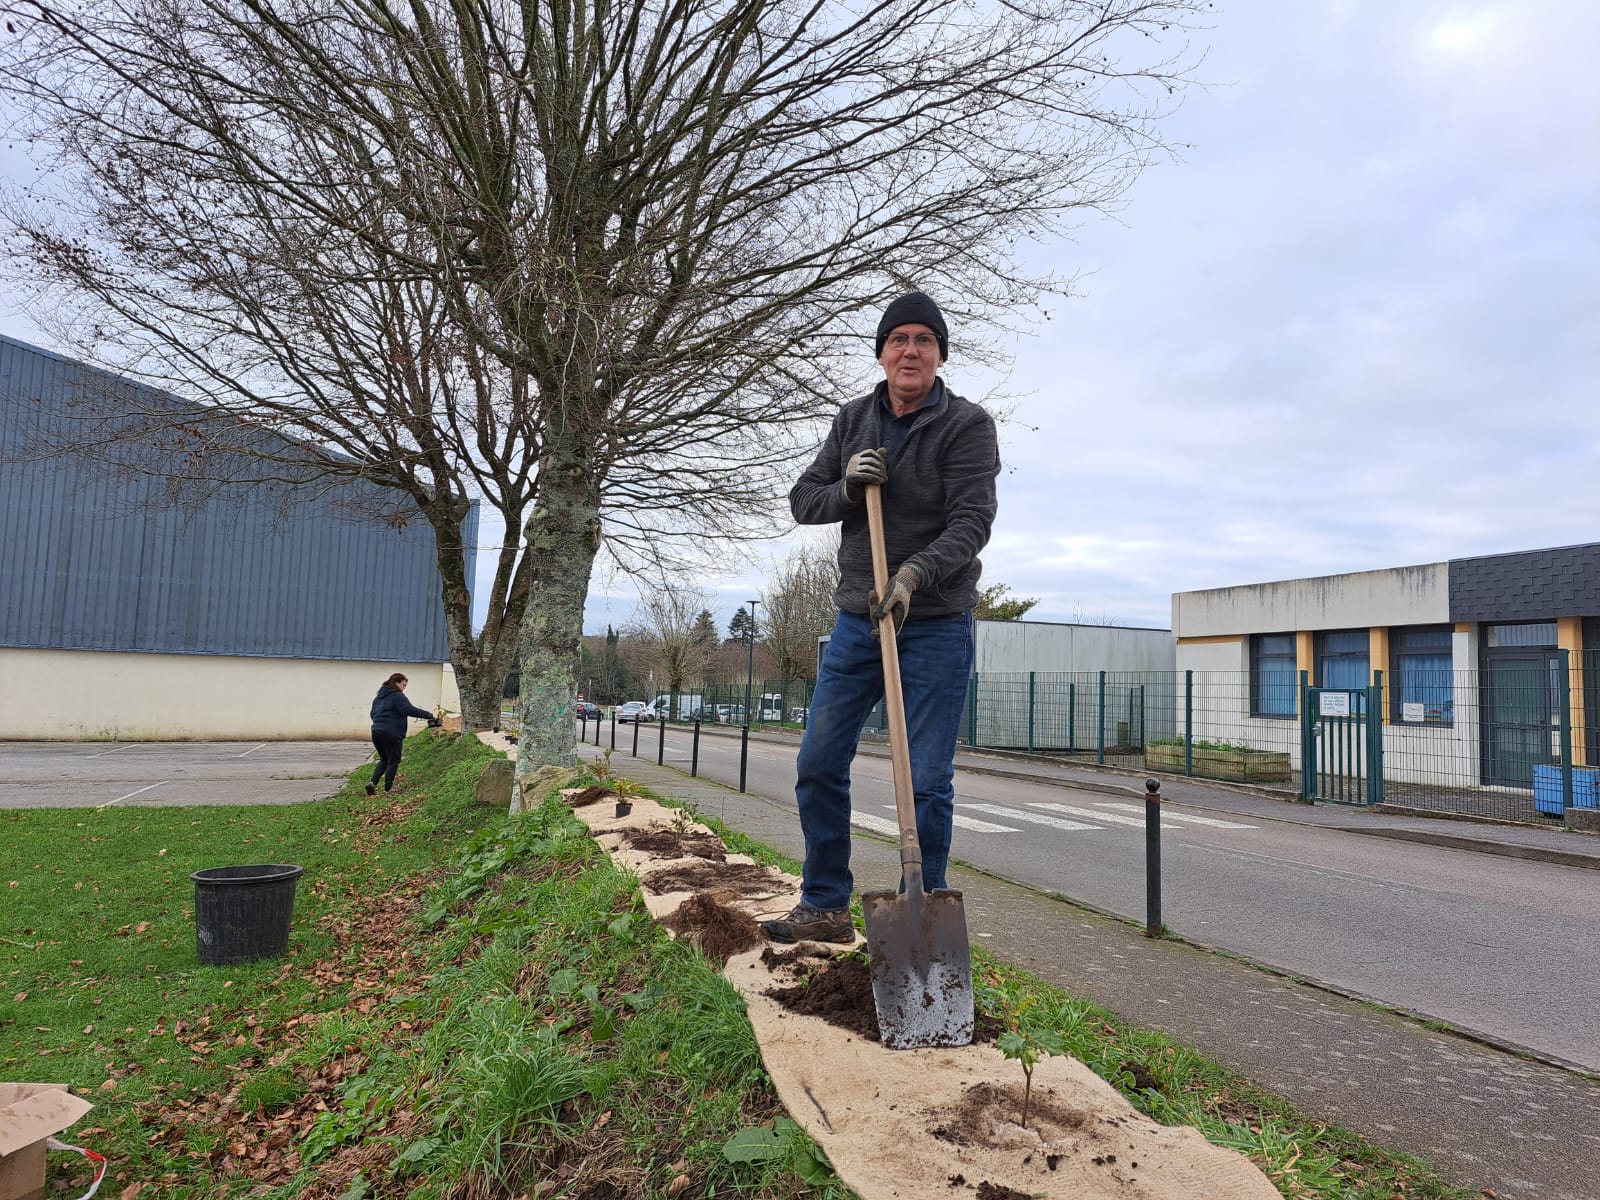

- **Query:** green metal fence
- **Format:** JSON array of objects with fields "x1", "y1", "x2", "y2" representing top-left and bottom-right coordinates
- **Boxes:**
[
  {"x1": 614, "y1": 657, "x2": 1597, "y2": 826},
  {"x1": 953, "y1": 663, "x2": 1596, "y2": 825}
]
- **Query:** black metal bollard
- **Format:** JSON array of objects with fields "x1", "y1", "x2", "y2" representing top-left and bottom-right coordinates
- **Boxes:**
[
  {"x1": 739, "y1": 722, "x2": 750, "y2": 792},
  {"x1": 1144, "y1": 777, "x2": 1162, "y2": 937},
  {"x1": 657, "y1": 714, "x2": 666, "y2": 765},
  {"x1": 631, "y1": 716, "x2": 639, "y2": 757},
  {"x1": 594, "y1": 713, "x2": 601, "y2": 746},
  {"x1": 610, "y1": 710, "x2": 616, "y2": 749},
  {"x1": 691, "y1": 719, "x2": 701, "y2": 777}
]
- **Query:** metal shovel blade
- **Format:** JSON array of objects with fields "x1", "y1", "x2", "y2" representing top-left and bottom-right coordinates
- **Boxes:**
[{"x1": 861, "y1": 884, "x2": 975, "y2": 1049}]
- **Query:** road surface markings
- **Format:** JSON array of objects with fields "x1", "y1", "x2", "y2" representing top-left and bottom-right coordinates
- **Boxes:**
[
  {"x1": 880, "y1": 806, "x2": 1018, "y2": 833},
  {"x1": 851, "y1": 810, "x2": 1021, "y2": 836},
  {"x1": 1092, "y1": 802, "x2": 1255, "y2": 829},
  {"x1": 98, "y1": 782, "x2": 167, "y2": 810},
  {"x1": 237, "y1": 744, "x2": 267, "y2": 758},
  {"x1": 1029, "y1": 802, "x2": 1150, "y2": 828},
  {"x1": 86, "y1": 744, "x2": 134, "y2": 758},
  {"x1": 958, "y1": 801, "x2": 1100, "y2": 832}
]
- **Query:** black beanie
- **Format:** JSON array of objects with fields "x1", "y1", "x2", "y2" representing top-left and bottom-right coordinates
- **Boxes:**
[{"x1": 875, "y1": 292, "x2": 948, "y2": 359}]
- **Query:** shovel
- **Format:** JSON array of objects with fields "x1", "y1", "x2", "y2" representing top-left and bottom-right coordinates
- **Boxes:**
[{"x1": 859, "y1": 483, "x2": 975, "y2": 1050}]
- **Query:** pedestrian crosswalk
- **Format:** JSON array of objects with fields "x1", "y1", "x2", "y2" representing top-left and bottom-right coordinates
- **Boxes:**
[{"x1": 848, "y1": 799, "x2": 1256, "y2": 838}]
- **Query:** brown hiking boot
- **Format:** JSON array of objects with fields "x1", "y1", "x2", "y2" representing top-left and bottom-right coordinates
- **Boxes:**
[{"x1": 761, "y1": 902, "x2": 854, "y2": 945}]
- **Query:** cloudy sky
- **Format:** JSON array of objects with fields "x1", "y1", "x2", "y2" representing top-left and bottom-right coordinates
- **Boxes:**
[
  {"x1": 4, "y1": 2, "x2": 1596, "y2": 638},
  {"x1": 654, "y1": 0, "x2": 1598, "y2": 635}
]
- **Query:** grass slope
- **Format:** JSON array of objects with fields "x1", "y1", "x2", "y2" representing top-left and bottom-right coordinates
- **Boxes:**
[{"x1": 2, "y1": 736, "x2": 1475, "y2": 1199}]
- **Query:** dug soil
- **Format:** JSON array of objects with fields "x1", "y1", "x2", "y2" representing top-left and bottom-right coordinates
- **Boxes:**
[
  {"x1": 642, "y1": 860, "x2": 779, "y2": 896},
  {"x1": 622, "y1": 826, "x2": 727, "y2": 861},
  {"x1": 660, "y1": 893, "x2": 763, "y2": 964},
  {"x1": 762, "y1": 949, "x2": 1001, "y2": 1045},
  {"x1": 563, "y1": 785, "x2": 615, "y2": 808}
]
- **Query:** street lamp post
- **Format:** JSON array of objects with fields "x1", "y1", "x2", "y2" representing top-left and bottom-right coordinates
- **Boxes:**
[{"x1": 740, "y1": 599, "x2": 758, "y2": 792}]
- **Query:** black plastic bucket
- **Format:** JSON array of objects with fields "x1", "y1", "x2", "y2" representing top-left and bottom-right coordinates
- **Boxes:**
[{"x1": 191, "y1": 864, "x2": 304, "y2": 966}]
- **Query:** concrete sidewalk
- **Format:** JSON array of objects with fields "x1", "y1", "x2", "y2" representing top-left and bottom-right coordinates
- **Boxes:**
[{"x1": 575, "y1": 741, "x2": 1600, "y2": 1200}]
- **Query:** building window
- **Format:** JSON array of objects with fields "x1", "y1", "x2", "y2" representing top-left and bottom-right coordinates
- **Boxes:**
[
  {"x1": 1390, "y1": 626, "x2": 1454, "y2": 725},
  {"x1": 1250, "y1": 633, "x2": 1297, "y2": 717},
  {"x1": 1316, "y1": 629, "x2": 1370, "y2": 713}
]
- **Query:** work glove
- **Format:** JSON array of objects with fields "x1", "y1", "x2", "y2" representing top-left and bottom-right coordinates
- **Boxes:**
[
  {"x1": 427, "y1": 718, "x2": 443, "y2": 728},
  {"x1": 844, "y1": 446, "x2": 887, "y2": 501},
  {"x1": 868, "y1": 563, "x2": 922, "y2": 635}
]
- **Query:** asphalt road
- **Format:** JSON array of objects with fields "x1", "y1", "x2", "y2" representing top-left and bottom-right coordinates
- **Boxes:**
[
  {"x1": 0, "y1": 740, "x2": 370, "y2": 809},
  {"x1": 610, "y1": 722, "x2": 1600, "y2": 1074}
]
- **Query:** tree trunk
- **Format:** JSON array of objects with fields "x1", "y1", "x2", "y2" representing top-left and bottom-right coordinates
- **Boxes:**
[
  {"x1": 515, "y1": 439, "x2": 603, "y2": 773},
  {"x1": 431, "y1": 496, "x2": 519, "y2": 733}
]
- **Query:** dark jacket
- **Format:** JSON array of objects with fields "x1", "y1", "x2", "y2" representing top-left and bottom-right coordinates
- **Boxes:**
[
  {"x1": 789, "y1": 381, "x2": 1000, "y2": 618},
  {"x1": 370, "y1": 685, "x2": 435, "y2": 738}
]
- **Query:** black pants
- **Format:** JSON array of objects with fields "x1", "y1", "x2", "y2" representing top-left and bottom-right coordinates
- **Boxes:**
[{"x1": 370, "y1": 732, "x2": 405, "y2": 791}]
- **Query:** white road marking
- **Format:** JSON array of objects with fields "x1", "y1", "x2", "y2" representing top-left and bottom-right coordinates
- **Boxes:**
[
  {"x1": 852, "y1": 811, "x2": 1020, "y2": 836},
  {"x1": 87, "y1": 744, "x2": 133, "y2": 758},
  {"x1": 237, "y1": 744, "x2": 267, "y2": 758},
  {"x1": 881, "y1": 805, "x2": 1018, "y2": 833},
  {"x1": 98, "y1": 782, "x2": 167, "y2": 810},
  {"x1": 1030, "y1": 802, "x2": 1150, "y2": 828},
  {"x1": 959, "y1": 802, "x2": 1100, "y2": 832},
  {"x1": 1093, "y1": 802, "x2": 1256, "y2": 829},
  {"x1": 851, "y1": 812, "x2": 906, "y2": 837}
]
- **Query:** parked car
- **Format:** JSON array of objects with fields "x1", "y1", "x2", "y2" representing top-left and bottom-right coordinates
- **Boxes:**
[
  {"x1": 617, "y1": 701, "x2": 648, "y2": 723},
  {"x1": 574, "y1": 701, "x2": 601, "y2": 719},
  {"x1": 789, "y1": 706, "x2": 810, "y2": 724}
]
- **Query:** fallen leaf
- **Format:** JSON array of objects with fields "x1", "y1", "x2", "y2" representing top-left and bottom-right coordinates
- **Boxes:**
[
  {"x1": 119, "y1": 1183, "x2": 144, "y2": 1199},
  {"x1": 667, "y1": 1174, "x2": 690, "y2": 1196}
]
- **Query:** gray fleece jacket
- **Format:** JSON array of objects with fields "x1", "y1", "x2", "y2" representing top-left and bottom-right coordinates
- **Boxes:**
[{"x1": 790, "y1": 381, "x2": 1000, "y2": 618}]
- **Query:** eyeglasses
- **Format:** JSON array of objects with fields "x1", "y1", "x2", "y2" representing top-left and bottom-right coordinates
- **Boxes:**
[{"x1": 884, "y1": 333, "x2": 939, "y2": 352}]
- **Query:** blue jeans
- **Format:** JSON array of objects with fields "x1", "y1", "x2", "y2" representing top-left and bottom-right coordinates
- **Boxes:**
[{"x1": 795, "y1": 610, "x2": 974, "y2": 910}]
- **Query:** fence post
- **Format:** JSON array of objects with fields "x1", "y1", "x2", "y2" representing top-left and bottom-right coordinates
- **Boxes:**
[
  {"x1": 1096, "y1": 670, "x2": 1106, "y2": 764},
  {"x1": 967, "y1": 673, "x2": 978, "y2": 746},
  {"x1": 1068, "y1": 682, "x2": 1076, "y2": 753},
  {"x1": 1367, "y1": 671, "x2": 1385, "y2": 806},
  {"x1": 1184, "y1": 670, "x2": 1194, "y2": 777},
  {"x1": 1027, "y1": 671, "x2": 1036, "y2": 754},
  {"x1": 1299, "y1": 671, "x2": 1312, "y2": 801},
  {"x1": 1559, "y1": 649, "x2": 1574, "y2": 812}
]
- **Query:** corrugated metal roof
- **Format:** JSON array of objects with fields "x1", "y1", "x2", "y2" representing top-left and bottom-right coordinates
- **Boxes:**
[{"x1": 1, "y1": 334, "x2": 466, "y2": 663}]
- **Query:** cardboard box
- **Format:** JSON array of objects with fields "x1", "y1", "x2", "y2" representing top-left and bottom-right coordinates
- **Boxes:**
[{"x1": 0, "y1": 1084, "x2": 93, "y2": 1200}]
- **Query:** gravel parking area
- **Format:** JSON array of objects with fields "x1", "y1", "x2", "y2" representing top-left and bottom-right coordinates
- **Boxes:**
[{"x1": 0, "y1": 740, "x2": 371, "y2": 809}]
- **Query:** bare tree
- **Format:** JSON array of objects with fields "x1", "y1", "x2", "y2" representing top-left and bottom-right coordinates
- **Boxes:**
[
  {"x1": 624, "y1": 586, "x2": 717, "y2": 700},
  {"x1": 762, "y1": 543, "x2": 841, "y2": 681},
  {"x1": 0, "y1": 0, "x2": 1202, "y2": 771}
]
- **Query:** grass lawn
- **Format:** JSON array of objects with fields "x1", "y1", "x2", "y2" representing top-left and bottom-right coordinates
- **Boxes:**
[{"x1": 2, "y1": 734, "x2": 1475, "y2": 1199}]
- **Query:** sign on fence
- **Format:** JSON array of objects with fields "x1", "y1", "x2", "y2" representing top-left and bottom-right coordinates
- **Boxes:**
[{"x1": 1318, "y1": 691, "x2": 1351, "y2": 718}]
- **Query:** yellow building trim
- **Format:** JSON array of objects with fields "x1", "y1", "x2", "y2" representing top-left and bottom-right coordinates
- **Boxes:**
[
  {"x1": 1369, "y1": 627, "x2": 1390, "y2": 720},
  {"x1": 1558, "y1": 616, "x2": 1587, "y2": 766},
  {"x1": 1295, "y1": 631, "x2": 1313, "y2": 717},
  {"x1": 1176, "y1": 635, "x2": 1246, "y2": 645}
]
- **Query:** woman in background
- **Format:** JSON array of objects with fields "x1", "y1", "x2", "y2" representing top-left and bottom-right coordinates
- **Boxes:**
[{"x1": 367, "y1": 672, "x2": 439, "y2": 795}]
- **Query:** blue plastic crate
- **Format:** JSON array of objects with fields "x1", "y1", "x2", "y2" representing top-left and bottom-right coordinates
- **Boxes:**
[{"x1": 1532, "y1": 765, "x2": 1600, "y2": 813}]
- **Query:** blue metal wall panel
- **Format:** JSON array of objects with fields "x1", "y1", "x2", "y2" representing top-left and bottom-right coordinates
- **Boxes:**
[{"x1": 0, "y1": 335, "x2": 456, "y2": 662}]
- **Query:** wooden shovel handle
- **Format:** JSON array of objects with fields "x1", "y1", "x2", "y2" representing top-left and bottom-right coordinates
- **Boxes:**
[{"x1": 864, "y1": 485, "x2": 922, "y2": 881}]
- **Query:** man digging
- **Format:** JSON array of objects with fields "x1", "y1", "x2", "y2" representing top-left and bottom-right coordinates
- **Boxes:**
[{"x1": 762, "y1": 292, "x2": 1001, "y2": 944}]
